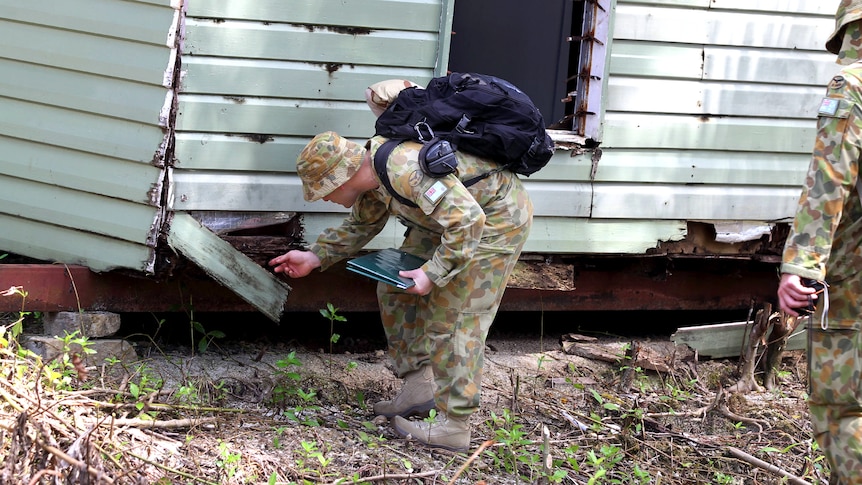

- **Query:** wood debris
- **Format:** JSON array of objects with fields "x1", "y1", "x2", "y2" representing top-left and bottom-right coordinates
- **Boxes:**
[{"x1": 560, "y1": 333, "x2": 694, "y2": 373}]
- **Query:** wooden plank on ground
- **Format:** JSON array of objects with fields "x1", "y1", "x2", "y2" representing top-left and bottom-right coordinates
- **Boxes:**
[{"x1": 671, "y1": 321, "x2": 807, "y2": 359}]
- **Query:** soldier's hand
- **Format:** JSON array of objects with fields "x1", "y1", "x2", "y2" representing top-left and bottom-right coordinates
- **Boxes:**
[
  {"x1": 777, "y1": 273, "x2": 816, "y2": 317},
  {"x1": 400, "y1": 268, "x2": 432, "y2": 296},
  {"x1": 269, "y1": 250, "x2": 321, "y2": 278}
]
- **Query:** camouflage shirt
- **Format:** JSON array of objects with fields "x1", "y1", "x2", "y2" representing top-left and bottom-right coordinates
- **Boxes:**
[
  {"x1": 781, "y1": 62, "x2": 862, "y2": 283},
  {"x1": 310, "y1": 136, "x2": 533, "y2": 287}
]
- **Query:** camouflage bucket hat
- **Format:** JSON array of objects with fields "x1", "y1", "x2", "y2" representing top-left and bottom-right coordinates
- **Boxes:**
[
  {"x1": 827, "y1": 0, "x2": 862, "y2": 54},
  {"x1": 296, "y1": 132, "x2": 365, "y2": 201}
]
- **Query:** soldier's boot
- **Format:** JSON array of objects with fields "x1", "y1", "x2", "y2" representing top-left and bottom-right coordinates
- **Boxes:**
[
  {"x1": 392, "y1": 413, "x2": 471, "y2": 452},
  {"x1": 373, "y1": 365, "x2": 435, "y2": 418}
]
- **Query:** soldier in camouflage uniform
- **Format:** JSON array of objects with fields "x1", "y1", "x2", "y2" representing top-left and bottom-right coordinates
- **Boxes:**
[
  {"x1": 777, "y1": 1, "x2": 862, "y2": 483},
  {"x1": 269, "y1": 131, "x2": 533, "y2": 452}
]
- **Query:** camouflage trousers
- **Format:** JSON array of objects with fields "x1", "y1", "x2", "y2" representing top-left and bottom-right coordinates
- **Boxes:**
[
  {"x1": 376, "y1": 222, "x2": 531, "y2": 417},
  {"x1": 808, "y1": 280, "x2": 862, "y2": 485}
]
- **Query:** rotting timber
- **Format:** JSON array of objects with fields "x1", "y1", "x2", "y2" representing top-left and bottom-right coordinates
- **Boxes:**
[{"x1": 0, "y1": 220, "x2": 785, "y2": 315}]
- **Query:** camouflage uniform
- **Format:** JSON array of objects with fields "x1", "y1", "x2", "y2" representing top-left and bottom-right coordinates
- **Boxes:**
[
  {"x1": 310, "y1": 136, "x2": 533, "y2": 417},
  {"x1": 782, "y1": 4, "x2": 862, "y2": 481}
]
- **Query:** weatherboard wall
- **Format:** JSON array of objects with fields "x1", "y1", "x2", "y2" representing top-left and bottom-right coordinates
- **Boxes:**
[
  {"x1": 593, "y1": 0, "x2": 837, "y2": 224},
  {"x1": 171, "y1": 0, "x2": 838, "y2": 255},
  {"x1": 0, "y1": 0, "x2": 845, "y2": 275},
  {"x1": 0, "y1": 0, "x2": 180, "y2": 272}
]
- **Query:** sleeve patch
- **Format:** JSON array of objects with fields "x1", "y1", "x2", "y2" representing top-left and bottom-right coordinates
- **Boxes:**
[
  {"x1": 819, "y1": 98, "x2": 840, "y2": 116},
  {"x1": 423, "y1": 180, "x2": 449, "y2": 204}
]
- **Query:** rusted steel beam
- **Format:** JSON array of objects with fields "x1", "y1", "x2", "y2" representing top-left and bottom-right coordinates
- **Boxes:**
[
  {"x1": 0, "y1": 265, "x2": 257, "y2": 313},
  {"x1": 0, "y1": 258, "x2": 779, "y2": 316}
]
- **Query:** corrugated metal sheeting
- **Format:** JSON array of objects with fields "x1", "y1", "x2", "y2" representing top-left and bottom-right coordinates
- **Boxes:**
[{"x1": 0, "y1": 0, "x2": 178, "y2": 272}]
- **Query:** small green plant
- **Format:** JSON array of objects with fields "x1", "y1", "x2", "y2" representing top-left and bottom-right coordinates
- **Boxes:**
[
  {"x1": 216, "y1": 440, "x2": 242, "y2": 480},
  {"x1": 537, "y1": 354, "x2": 547, "y2": 370},
  {"x1": 272, "y1": 426, "x2": 289, "y2": 449},
  {"x1": 271, "y1": 351, "x2": 320, "y2": 425},
  {"x1": 589, "y1": 388, "x2": 621, "y2": 412},
  {"x1": 712, "y1": 471, "x2": 735, "y2": 484},
  {"x1": 0, "y1": 286, "x2": 28, "y2": 348},
  {"x1": 296, "y1": 440, "x2": 332, "y2": 480},
  {"x1": 182, "y1": 297, "x2": 224, "y2": 354},
  {"x1": 485, "y1": 409, "x2": 536, "y2": 478},
  {"x1": 40, "y1": 330, "x2": 96, "y2": 391},
  {"x1": 357, "y1": 421, "x2": 388, "y2": 449},
  {"x1": 583, "y1": 444, "x2": 625, "y2": 485},
  {"x1": 175, "y1": 380, "x2": 202, "y2": 406},
  {"x1": 320, "y1": 303, "x2": 347, "y2": 376},
  {"x1": 354, "y1": 389, "x2": 367, "y2": 410},
  {"x1": 271, "y1": 351, "x2": 303, "y2": 404},
  {"x1": 632, "y1": 464, "x2": 651, "y2": 483},
  {"x1": 126, "y1": 363, "x2": 164, "y2": 418}
]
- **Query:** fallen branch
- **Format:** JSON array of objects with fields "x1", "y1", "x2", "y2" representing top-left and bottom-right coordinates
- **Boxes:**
[
  {"x1": 322, "y1": 469, "x2": 441, "y2": 485},
  {"x1": 37, "y1": 441, "x2": 115, "y2": 484},
  {"x1": 91, "y1": 417, "x2": 218, "y2": 429},
  {"x1": 448, "y1": 440, "x2": 495, "y2": 485},
  {"x1": 726, "y1": 446, "x2": 812, "y2": 485},
  {"x1": 126, "y1": 451, "x2": 220, "y2": 485},
  {"x1": 26, "y1": 468, "x2": 63, "y2": 485}
]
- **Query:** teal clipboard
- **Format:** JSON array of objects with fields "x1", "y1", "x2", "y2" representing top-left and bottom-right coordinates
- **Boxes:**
[{"x1": 346, "y1": 248, "x2": 426, "y2": 289}]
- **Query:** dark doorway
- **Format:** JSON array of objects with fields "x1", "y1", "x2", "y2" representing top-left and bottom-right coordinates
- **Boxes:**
[{"x1": 448, "y1": 0, "x2": 581, "y2": 128}]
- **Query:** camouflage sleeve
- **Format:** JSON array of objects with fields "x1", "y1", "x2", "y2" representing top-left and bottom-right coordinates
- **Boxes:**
[
  {"x1": 781, "y1": 71, "x2": 862, "y2": 280},
  {"x1": 310, "y1": 192, "x2": 390, "y2": 271}
]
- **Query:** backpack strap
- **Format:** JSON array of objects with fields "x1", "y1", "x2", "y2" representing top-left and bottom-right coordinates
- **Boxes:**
[
  {"x1": 461, "y1": 164, "x2": 512, "y2": 188},
  {"x1": 373, "y1": 139, "x2": 420, "y2": 208}
]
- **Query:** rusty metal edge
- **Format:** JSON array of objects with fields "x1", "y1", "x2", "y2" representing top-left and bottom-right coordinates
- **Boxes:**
[{"x1": 0, "y1": 257, "x2": 779, "y2": 317}]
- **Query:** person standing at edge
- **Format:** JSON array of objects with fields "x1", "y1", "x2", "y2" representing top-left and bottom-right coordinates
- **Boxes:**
[
  {"x1": 268, "y1": 130, "x2": 533, "y2": 452},
  {"x1": 777, "y1": 1, "x2": 862, "y2": 482}
]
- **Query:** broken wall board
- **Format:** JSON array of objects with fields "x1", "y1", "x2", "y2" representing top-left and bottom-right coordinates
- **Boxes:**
[
  {"x1": 166, "y1": 213, "x2": 290, "y2": 322},
  {"x1": 671, "y1": 321, "x2": 807, "y2": 359}
]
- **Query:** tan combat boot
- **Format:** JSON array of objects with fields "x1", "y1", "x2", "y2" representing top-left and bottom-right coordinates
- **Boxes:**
[
  {"x1": 373, "y1": 365, "x2": 435, "y2": 418},
  {"x1": 392, "y1": 413, "x2": 471, "y2": 452}
]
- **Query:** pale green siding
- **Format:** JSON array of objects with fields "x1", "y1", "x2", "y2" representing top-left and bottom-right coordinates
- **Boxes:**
[
  {"x1": 0, "y1": 0, "x2": 846, "y2": 289},
  {"x1": 0, "y1": 0, "x2": 178, "y2": 272},
  {"x1": 595, "y1": 0, "x2": 837, "y2": 226},
  {"x1": 174, "y1": 0, "x2": 446, "y2": 174}
]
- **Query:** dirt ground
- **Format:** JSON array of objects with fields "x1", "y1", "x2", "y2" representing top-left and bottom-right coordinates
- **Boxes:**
[{"x1": 1, "y1": 311, "x2": 826, "y2": 485}]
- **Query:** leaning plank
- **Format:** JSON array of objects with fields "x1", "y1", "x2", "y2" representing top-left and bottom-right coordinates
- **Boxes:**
[
  {"x1": 166, "y1": 213, "x2": 290, "y2": 322},
  {"x1": 671, "y1": 321, "x2": 806, "y2": 359}
]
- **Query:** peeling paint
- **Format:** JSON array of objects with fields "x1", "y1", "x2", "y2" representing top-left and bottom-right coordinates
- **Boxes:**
[
  {"x1": 589, "y1": 147, "x2": 602, "y2": 181},
  {"x1": 245, "y1": 134, "x2": 274, "y2": 144},
  {"x1": 224, "y1": 96, "x2": 246, "y2": 104},
  {"x1": 296, "y1": 24, "x2": 373, "y2": 35}
]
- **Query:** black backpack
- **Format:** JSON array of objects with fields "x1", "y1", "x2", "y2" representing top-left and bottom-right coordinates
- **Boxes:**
[{"x1": 373, "y1": 72, "x2": 555, "y2": 206}]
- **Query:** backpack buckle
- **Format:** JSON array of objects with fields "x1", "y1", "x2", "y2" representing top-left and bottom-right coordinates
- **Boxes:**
[
  {"x1": 414, "y1": 121, "x2": 435, "y2": 142},
  {"x1": 455, "y1": 114, "x2": 474, "y2": 134}
]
